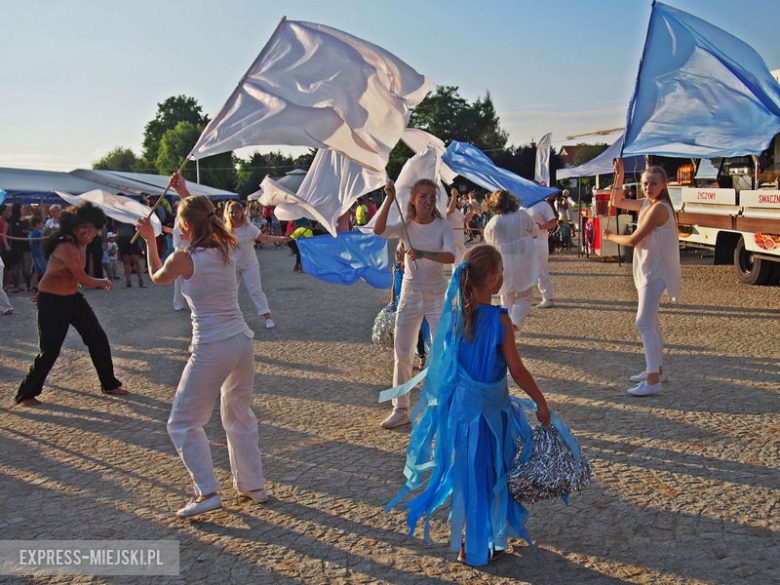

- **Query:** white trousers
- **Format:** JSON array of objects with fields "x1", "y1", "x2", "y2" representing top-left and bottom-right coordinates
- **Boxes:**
[
  {"x1": 536, "y1": 237, "x2": 554, "y2": 301},
  {"x1": 237, "y1": 264, "x2": 270, "y2": 316},
  {"x1": 173, "y1": 276, "x2": 187, "y2": 311},
  {"x1": 501, "y1": 287, "x2": 534, "y2": 333},
  {"x1": 636, "y1": 278, "x2": 665, "y2": 374},
  {"x1": 392, "y1": 286, "x2": 445, "y2": 409},
  {"x1": 0, "y1": 266, "x2": 12, "y2": 313},
  {"x1": 167, "y1": 333, "x2": 265, "y2": 497}
]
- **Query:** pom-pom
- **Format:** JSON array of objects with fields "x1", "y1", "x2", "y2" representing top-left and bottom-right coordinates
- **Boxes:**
[
  {"x1": 371, "y1": 303, "x2": 396, "y2": 348},
  {"x1": 508, "y1": 425, "x2": 592, "y2": 504}
]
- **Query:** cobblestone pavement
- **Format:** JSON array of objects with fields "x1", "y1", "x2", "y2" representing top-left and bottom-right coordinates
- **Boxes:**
[{"x1": 1, "y1": 243, "x2": 778, "y2": 585}]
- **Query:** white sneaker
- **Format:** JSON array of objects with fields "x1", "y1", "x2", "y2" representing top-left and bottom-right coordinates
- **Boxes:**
[
  {"x1": 537, "y1": 299, "x2": 555, "y2": 309},
  {"x1": 176, "y1": 494, "x2": 222, "y2": 517},
  {"x1": 381, "y1": 408, "x2": 410, "y2": 429},
  {"x1": 265, "y1": 319, "x2": 275, "y2": 329},
  {"x1": 627, "y1": 381, "x2": 662, "y2": 397},
  {"x1": 629, "y1": 371, "x2": 667, "y2": 383}
]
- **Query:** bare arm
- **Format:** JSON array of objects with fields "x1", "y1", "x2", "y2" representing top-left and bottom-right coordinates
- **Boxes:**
[
  {"x1": 373, "y1": 182, "x2": 396, "y2": 236},
  {"x1": 256, "y1": 233, "x2": 289, "y2": 245},
  {"x1": 136, "y1": 217, "x2": 193, "y2": 284},
  {"x1": 604, "y1": 203, "x2": 669, "y2": 248},
  {"x1": 446, "y1": 187, "x2": 458, "y2": 216},
  {"x1": 500, "y1": 314, "x2": 550, "y2": 425},
  {"x1": 54, "y1": 243, "x2": 112, "y2": 290},
  {"x1": 611, "y1": 158, "x2": 643, "y2": 213},
  {"x1": 170, "y1": 171, "x2": 191, "y2": 199}
]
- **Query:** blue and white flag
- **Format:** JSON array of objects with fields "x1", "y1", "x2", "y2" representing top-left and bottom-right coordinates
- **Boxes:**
[
  {"x1": 442, "y1": 141, "x2": 558, "y2": 207},
  {"x1": 297, "y1": 231, "x2": 392, "y2": 289},
  {"x1": 622, "y1": 2, "x2": 780, "y2": 158}
]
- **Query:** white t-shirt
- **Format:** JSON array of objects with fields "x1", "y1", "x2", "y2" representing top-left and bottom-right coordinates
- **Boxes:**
[
  {"x1": 447, "y1": 208, "x2": 466, "y2": 252},
  {"x1": 527, "y1": 201, "x2": 556, "y2": 236},
  {"x1": 232, "y1": 223, "x2": 261, "y2": 270},
  {"x1": 44, "y1": 218, "x2": 59, "y2": 233},
  {"x1": 383, "y1": 218, "x2": 455, "y2": 292}
]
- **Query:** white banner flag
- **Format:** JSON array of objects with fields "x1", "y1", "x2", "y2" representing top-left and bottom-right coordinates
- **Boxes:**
[
  {"x1": 56, "y1": 190, "x2": 162, "y2": 236},
  {"x1": 534, "y1": 132, "x2": 552, "y2": 186},
  {"x1": 190, "y1": 19, "x2": 432, "y2": 172},
  {"x1": 259, "y1": 149, "x2": 387, "y2": 236}
]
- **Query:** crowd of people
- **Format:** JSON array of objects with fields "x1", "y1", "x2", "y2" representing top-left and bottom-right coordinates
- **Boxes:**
[{"x1": 5, "y1": 160, "x2": 681, "y2": 566}]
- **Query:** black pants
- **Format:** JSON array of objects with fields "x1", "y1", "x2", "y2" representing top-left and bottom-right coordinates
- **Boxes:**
[
  {"x1": 85, "y1": 238, "x2": 104, "y2": 278},
  {"x1": 15, "y1": 292, "x2": 122, "y2": 403}
]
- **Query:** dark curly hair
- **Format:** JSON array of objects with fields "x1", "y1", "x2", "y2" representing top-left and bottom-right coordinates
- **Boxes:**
[{"x1": 43, "y1": 201, "x2": 106, "y2": 259}]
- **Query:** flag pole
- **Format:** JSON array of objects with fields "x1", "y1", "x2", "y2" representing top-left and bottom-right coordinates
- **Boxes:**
[{"x1": 129, "y1": 157, "x2": 191, "y2": 244}]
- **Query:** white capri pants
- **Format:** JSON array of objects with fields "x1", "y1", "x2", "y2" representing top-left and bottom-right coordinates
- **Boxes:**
[
  {"x1": 501, "y1": 287, "x2": 534, "y2": 333},
  {"x1": 536, "y1": 237, "x2": 554, "y2": 301},
  {"x1": 167, "y1": 332, "x2": 265, "y2": 497},
  {"x1": 635, "y1": 278, "x2": 666, "y2": 375},
  {"x1": 238, "y1": 264, "x2": 270, "y2": 316},
  {"x1": 392, "y1": 286, "x2": 445, "y2": 409},
  {"x1": 0, "y1": 265, "x2": 12, "y2": 313},
  {"x1": 173, "y1": 276, "x2": 187, "y2": 311}
]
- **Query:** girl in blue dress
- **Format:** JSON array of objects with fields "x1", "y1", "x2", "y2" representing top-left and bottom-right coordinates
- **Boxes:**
[{"x1": 385, "y1": 244, "x2": 550, "y2": 566}]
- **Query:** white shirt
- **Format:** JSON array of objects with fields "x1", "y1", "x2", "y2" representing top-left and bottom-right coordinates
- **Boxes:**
[
  {"x1": 183, "y1": 248, "x2": 254, "y2": 348},
  {"x1": 527, "y1": 201, "x2": 556, "y2": 236},
  {"x1": 447, "y1": 208, "x2": 466, "y2": 252},
  {"x1": 232, "y1": 223, "x2": 261, "y2": 270},
  {"x1": 633, "y1": 200, "x2": 681, "y2": 302},
  {"x1": 383, "y1": 218, "x2": 455, "y2": 291},
  {"x1": 44, "y1": 218, "x2": 59, "y2": 233},
  {"x1": 484, "y1": 210, "x2": 540, "y2": 293}
]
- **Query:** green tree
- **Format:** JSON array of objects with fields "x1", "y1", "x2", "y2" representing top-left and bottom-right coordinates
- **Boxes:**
[
  {"x1": 157, "y1": 121, "x2": 236, "y2": 191},
  {"x1": 92, "y1": 147, "x2": 139, "y2": 171},
  {"x1": 573, "y1": 143, "x2": 610, "y2": 166},
  {"x1": 142, "y1": 95, "x2": 207, "y2": 168}
]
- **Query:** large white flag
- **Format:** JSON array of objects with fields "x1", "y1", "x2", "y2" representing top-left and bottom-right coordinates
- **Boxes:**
[
  {"x1": 190, "y1": 19, "x2": 432, "y2": 172},
  {"x1": 534, "y1": 132, "x2": 552, "y2": 186},
  {"x1": 259, "y1": 148, "x2": 387, "y2": 236},
  {"x1": 56, "y1": 190, "x2": 162, "y2": 236}
]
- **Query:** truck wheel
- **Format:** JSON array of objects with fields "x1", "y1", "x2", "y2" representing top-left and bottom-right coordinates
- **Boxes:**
[
  {"x1": 768, "y1": 261, "x2": 780, "y2": 286},
  {"x1": 734, "y1": 237, "x2": 772, "y2": 285}
]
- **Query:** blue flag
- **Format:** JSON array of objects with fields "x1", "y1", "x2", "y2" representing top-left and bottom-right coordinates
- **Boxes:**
[
  {"x1": 442, "y1": 141, "x2": 558, "y2": 207},
  {"x1": 297, "y1": 231, "x2": 392, "y2": 289},
  {"x1": 0, "y1": 189, "x2": 5, "y2": 206},
  {"x1": 622, "y1": 2, "x2": 780, "y2": 158}
]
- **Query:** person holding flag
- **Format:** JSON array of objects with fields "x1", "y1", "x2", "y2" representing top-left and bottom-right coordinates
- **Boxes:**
[{"x1": 374, "y1": 179, "x2": 455, "y2": 429}]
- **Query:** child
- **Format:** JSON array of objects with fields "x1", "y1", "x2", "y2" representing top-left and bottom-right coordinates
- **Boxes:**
[
  {"x1": 223, "y1": 201, "x2": 288, "y2": 329},
  {"x1": 385, "y1": 244, "x2": 550, "y2": 566},
  {"x1": 105, "y1": 232, "x2": 119, "y2": 280},
  {"x1": 136, "y1": 172, "x2": 267, "y2": 518},
  {"x1": 557, "y1": 219, "x2": 571, "y2": 250},
  {"x1": 29, "y1": 216, "x2": 46, "y2": 291}
]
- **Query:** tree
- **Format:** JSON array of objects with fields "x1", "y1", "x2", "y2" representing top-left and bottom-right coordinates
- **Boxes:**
[
  {"x1": 142, "y1": 95, "x2": 207, "y2": 168},
  {"x1": 573, "y1": 143, "x2": 610, "y2": 166},
  {"x1": 157, "y1": 121, "x2": 236, "y2": 191},
  {"x1": 387, "y1": 85, "x2": 510, "y2": 178},
  {"x1": 92, "y1": 147, "x2": 139, "y2": 171}
]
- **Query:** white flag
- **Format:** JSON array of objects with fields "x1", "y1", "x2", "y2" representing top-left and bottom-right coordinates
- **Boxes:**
[
  {"x1": 534, "y1": 133, "x2": 552, "y2": 186},
  {"x1": 56, "y1": 190, "x2": 162, "y2": 236},
  {"x1": 190, "y1": 20, "x2": 432, "y2": 172},
  {"x1": 259, "y1": 148, "x2": 387, "y2": 236},
  {"x1": 360, "y1": 146, "x2": 446, "y2": 233}
]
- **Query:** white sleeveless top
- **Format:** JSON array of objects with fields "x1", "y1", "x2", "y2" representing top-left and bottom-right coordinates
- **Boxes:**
[
  {"x1": 182, "y1": 248, "x2": 254, "y2": 348},
  {"x1": 633, "y1": 200, "x2": 681, "y2": 302}
]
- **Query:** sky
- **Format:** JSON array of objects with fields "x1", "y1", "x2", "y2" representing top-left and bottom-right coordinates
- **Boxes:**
[{"x1": 2, "y1": 0, "x2": 778, "y2": 172}]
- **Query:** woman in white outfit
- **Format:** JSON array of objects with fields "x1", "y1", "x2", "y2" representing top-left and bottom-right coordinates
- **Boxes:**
[
  {"x1": 136, "y1": 172, "x2": 267, "y2": 517},
  {"x1": 446, "y1": 187, "x2": 475, "y2": 264},
  {"x1": 374, "y1": 179, "x2": 455, "y2": 429},
  {"x1": 604, "y1": 159, "x2": 681, "y2": 397},
  {"x1": 483, "y1": 190, "x2": 540, "y2": 333},
  {"x1": 527, "y1": 197, "x2": 558, "y2": 308},
  {"x1": 223, "y1": 201, "x2": 287, "y2": 329}
]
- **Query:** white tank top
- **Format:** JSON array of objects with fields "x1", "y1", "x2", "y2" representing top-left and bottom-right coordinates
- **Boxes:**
[
  {"x1": 633, "y1": 200, "x2": 681, "y2": 302},
  {"x1": 182, "y1": 248, "x2": 254, "y2": 347}
]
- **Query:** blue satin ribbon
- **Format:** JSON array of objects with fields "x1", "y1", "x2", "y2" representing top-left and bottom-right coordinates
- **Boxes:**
[{"x1": 378, "y1": 367, "x2": 428, "y2": 403}]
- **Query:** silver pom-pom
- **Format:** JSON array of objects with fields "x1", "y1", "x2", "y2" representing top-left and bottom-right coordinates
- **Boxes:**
[
  {"x1": 508, "y1": 425, "x2": 592, "y2": 505},
  {"x1": 371, "y1": 303, "x2": 396, "y2": 348}
]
